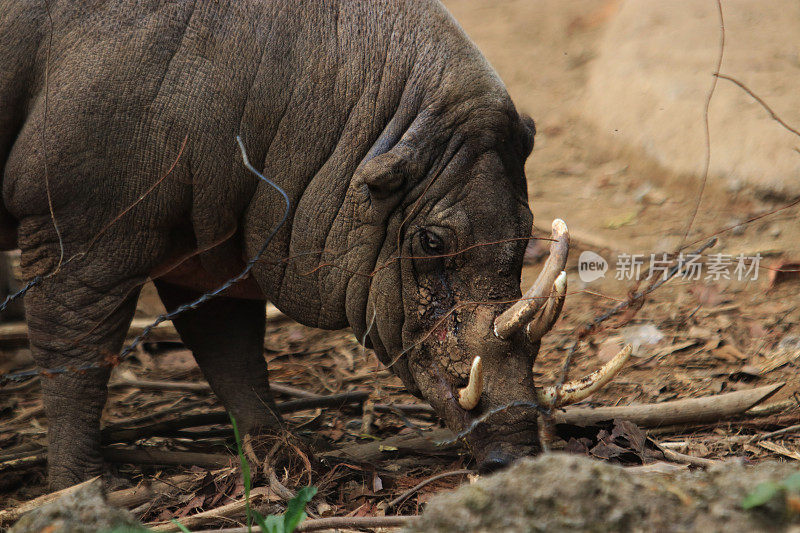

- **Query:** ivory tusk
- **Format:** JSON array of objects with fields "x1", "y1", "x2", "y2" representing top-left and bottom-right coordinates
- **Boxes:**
[
  {"x1": 537, "y1": 345, "x2": 633, "y2": 408},
  {"x1": 494, "y1": 219, "x2": 569, "y2": 340},
  {"x1": 457, "y1": 356, "x2": 484, "y2": 410},
  {"x1": 526, "y1": 271, "x2": 567, "y2": 343}
]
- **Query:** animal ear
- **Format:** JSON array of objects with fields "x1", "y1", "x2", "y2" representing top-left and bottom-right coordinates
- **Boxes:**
[
  {"x1": 357, "y1": 149, "x2": 410, "y2": 199},
  {"x1": 520, "y1": 114, "x2": 536, "y2": 157},
  {"x1": 354, "y1": 147, "x2": 418, "y2": 219}
]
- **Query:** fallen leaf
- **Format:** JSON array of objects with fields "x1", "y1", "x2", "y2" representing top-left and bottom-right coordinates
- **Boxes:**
[
  {"x1": 653, "y1": 340, "x2": 699, "y2": 358},
  {"x1": 712, "y1": 344, "x2": 746, "y2": 362}
]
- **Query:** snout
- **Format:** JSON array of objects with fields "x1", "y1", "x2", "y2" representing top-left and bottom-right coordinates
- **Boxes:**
[
  {"x1": 477, "y1": 449, "x2": 513, "y2": 474},
  {"x1": 463, "y1": 401, "x2": 542, "y2": 474},
  {"x1": 471, "y1": 432, "x2": 542, "y2": 474}
]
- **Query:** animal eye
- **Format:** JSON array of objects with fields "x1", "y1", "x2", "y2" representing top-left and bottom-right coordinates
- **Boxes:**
[{"x1": 420, "y1": 230, "x2": 445, "y2": 255}]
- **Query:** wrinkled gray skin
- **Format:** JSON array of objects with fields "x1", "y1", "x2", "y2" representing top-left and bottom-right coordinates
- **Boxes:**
[{"x1": 0, "y1": 0, "x2": 543, "y2": 489}]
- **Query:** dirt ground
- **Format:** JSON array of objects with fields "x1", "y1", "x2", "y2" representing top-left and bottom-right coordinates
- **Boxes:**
[{"x1": 1, "y1": 1, "x2": 798, "y2": 530}]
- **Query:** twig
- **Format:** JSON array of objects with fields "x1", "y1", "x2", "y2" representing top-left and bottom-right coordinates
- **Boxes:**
[
  {"x1": 321, "y1": 428, "x2": 458, "y2": 464},
  {"x1": 387, "y1": 469, "x2": 472, "y2": 510},
  {"x1": 374, "y1": 403, "x2": 435, "y2": 415},
  {"x1": 656, "y1": 445, "x2": 718, "y2": 468},
  {"x1": 267, "y1": 468, "x2": 295, "y2": 501},
  {"x1": 0, "y1": 453, "x2": 46, "y2": 473},
  {"x1": 0, "y1": 376, "x2": 39, "y2": 394},
  {"x1": 754, "y1": 423, "x2": 800, "y2": 441},
  {"x1": 210, "y1": 516, "x2": 418, "y2": 533},
  {"x1": 715, "y1": 74, "x2": 800, "y2": 139},
  {"x1": 0, "y1": 318, "x2": 180, "y2": 350},
  {"x1": 103, "y1": 448, "x2": 235, "y2": 469},
  {"x1": 149, "y1": 487, "x2": 272, "y2": 532},
  {"x1": 102, "y1": 391, "x2": 370, "y2": 443},
  {"x1": 107, "y1": 474, "x2": 197, "y2": 510},
  {"x1": 102, "y1": 398, "x2": 205, "y2": 431},
  {"x1": 110, "y1": 376, "x2": 211, "y2": 392},
  {"x1": 111, "y1": 375, "x2": 329, "y2": 400},
  {"x1": 680, "y1": 0, "x2": 725, "y2": 246}
]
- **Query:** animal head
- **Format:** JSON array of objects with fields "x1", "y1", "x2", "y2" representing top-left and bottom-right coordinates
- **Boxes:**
[{"x1": 339, "y1": 105, "x2": 629, "y2": 471}]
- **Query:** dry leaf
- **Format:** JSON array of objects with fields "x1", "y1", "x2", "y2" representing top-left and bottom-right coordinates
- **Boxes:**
[{"x1": 712, "y1": 344, "x2": 746, "y2": 362}]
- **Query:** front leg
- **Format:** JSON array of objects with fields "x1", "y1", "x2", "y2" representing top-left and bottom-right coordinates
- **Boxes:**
[{"x1": 154, "y1": 281, "x2": 281, "y2": 434}]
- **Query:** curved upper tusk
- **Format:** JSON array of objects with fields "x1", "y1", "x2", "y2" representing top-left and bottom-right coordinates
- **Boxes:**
[
  {"x1": 457, "y1": 356, "x2": 484, "y2": 410},
  {"x1": 537, "y1": 344, "x2": 633, "y2": 408},
  {"x1": 526, "y1": 271, "x2": 567, "y2": 343},
  {"x1": 494, "y1": 219, "x2": 569, "y2": 340}
]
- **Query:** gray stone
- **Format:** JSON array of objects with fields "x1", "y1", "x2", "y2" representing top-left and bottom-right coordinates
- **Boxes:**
[
  {"x1": 10, "y1": 479, "x2": 144, "y2": 533},
  {"x1": 407, "y1": 453, "x2": 800, "y2": 533}
]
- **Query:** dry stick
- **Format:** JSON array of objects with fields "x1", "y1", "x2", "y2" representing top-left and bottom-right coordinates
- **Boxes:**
[
  {"x1": 110, "y1": 376, "x2": 212, "y2": 393},
  {"x1": 387, "y1": 469, "x2": 473, "y2": 510},
  {"x1": 656, "y1": 445, "x2": 718, "y2": 468},
  {"x1": 0, "y1": 474, "x2": 194, "y2": 525},
  {"x1": 321, "y1": 427, "x2": 458, "y2": 464},
  {"x1": 0, "y1": 453, "x2": 46, "y2": 473},
  {"x1": 375, "y1": 402, "x2": 435, "y2": 416},
  {"x1": 107, "y1": 474, "x2": 197, "y2": 510},
  {"x1": 555, "y1": 382, "x2": 784, "y2": 427},
  {"x1": 102, "y1": 399, "x2": 207, "y2": 432},
  {"x1": 111, "y1": 377, "x2": 336, "y2": 401},
  {"x1": 0, "y1": 377, "x2": 39, "y2": 394},
  {"x1": 680, "y1": 0, "x2": 725, "y2": 248},
  {"x1": 101, "y1": 391, "x2": 370, "y2": 443},
  {"x1": 210, "y1": 516, "x2": 418, "y2": 533},
  {"x1": 149, "y1": 487, "x2": 273, "y2": 532},
  {"x1": 103, "y1": 448, "x2": 234, "y2": 469},
  {"x1": 715, "y1": 74, "x2": 800, "y2": 139},
  {"x1": 754, "y1": 423, "x2": 800, "y2": 441},
  {"x1": 0, "y1": 318, "x2": 180, "y2": 349}
]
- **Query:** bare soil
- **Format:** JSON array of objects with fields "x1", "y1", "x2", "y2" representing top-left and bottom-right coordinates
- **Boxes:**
[{"x1": 1, "y1": 1, "x2": 798, "y2": 530}]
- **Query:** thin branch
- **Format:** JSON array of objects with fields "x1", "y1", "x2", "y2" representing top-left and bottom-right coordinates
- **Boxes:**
[
  {"x1": 210, "y1": 515, "x2": 418, "y2": 533},
  {"x1": 715, "y1": 73, "x2": 800, "y2": 139},
  {"x1": 656, "y1": 444, "x2": 718, "y2": 468},
  {"x1": 387, "y1": 469, "x2": 472, "y2": 509},
  {"x1": 680, "y1": 0, "x2": 725, "y2": 246}
]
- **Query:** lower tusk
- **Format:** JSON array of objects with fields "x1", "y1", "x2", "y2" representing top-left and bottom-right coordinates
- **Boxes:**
[
  {"x1": 537, "y1": 345, "x2": 633, "y2": 408},
  {"x1": 457, "y1": 356, "x2": 484, "y2": 410}
]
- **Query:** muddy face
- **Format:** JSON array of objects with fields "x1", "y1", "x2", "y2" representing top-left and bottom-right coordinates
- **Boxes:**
[{"x1": 363, "y1": 119, "x2": 548, "y2": 472}]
